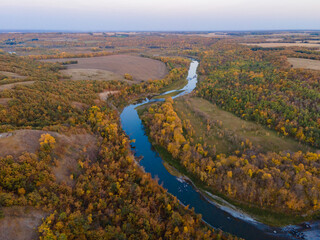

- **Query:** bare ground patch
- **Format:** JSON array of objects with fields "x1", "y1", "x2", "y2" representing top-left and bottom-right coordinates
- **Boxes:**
[
  {"x1": 0, "y1": 206, "x2": 47, "y2": 240},
  {"x1": 0, "y1": 81, "x2": 35, "y2": 91},
  {"x1": 288, "y1": 58, "x2": 320, "y2": 71},
  {"x1": 43, "y1": 55, "x2": 168, "y2": 82}
]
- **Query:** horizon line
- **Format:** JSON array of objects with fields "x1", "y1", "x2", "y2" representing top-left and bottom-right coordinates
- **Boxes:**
[{"x1": 1, "y1": 29, "x2": 320, "y2": 34}]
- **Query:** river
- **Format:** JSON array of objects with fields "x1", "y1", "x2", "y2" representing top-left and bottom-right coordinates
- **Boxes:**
[{"x1": 120, "y1": 60, "x2": 318, "y2": 240}]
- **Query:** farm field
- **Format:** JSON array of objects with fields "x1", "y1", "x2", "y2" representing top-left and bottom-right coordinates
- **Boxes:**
[
  {"x1": 288, "y1": 57, "x2": 320, "y2": 70},
  {"x1": 43, "y1": 54, "x2": 168, "y2": 82},
  {"x1": 244, "y1": 42, "x2": 320, "y2": 49}
]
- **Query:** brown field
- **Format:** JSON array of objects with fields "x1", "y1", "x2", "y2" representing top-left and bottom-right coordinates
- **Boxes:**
[
  {"x1": 44, "y1": 55, "x2": 168, "y2": 82},
  {"x1": 0, "y1": 129, "x2": 98, "y2": 184},
  {"x1": 0, "y1": 81, "x2": 35, "y2": 91},
  {"x1": 288, "y1": 57, "x2": 320, "y2": 71},
  {"x1": 0, "y1": 206, "x2": 47, "y2": 240},
  {"x1": 61, "y1": 68, "x2": 125, "y2": 81},
  {"x1": 244, "y1": 42, "x2": 320, "y2": 49}
]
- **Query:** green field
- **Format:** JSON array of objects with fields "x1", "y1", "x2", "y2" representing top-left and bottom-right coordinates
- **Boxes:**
[{"x1": 174, "y1": 97, "x2": 315, "y2": 155}]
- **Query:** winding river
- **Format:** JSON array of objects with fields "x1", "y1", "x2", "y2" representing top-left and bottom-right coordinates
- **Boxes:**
[{"x1": 120, "y1": 60, "x2": 318, "y2": 240}]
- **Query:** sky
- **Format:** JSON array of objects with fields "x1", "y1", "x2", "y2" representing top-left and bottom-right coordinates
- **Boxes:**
[{"x1": 1, "y1": 0, "x2": 320, "y2": 31}]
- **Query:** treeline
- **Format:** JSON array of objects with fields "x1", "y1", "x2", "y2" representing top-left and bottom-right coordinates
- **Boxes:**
[
  {"x1": 196, "y1": 42, "x2": 320, "y2": 148},
  {"x1": 27, "y1": 51, "x2": 115, "y2": 60},
  {"x1": 142, "y1": 99, "x2": 320, "y2": 215},
  {"x1": 0, "y1": 53, "x2": 62, "y2": 81}
]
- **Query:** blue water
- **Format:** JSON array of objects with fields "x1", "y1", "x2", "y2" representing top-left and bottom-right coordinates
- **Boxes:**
[{"x1": 120, "y1": 60, "x2": 300, "y2": 240}]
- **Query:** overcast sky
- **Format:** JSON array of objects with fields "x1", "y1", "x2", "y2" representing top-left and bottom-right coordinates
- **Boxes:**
[{"x1": 1, "y1": 0, "x2": 320, "y2": 31}]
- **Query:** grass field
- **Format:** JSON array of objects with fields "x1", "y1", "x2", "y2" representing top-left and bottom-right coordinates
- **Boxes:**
[
  {"x1": 288, "y1": 57, "x2": 320, "y2": 71},
  {"x1": 174, "y1": 97, "x2": 314, "y2": 154},
  {"x1": 43, "y1": 55, "x2": 168, "y2": 82}
]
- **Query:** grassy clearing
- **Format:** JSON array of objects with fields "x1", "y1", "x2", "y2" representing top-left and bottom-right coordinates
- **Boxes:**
[
  {"x1": 174, "y1": 97, "x2": 314, "y2": 154},
  {"x1": 288, "y1": 57, "x2": 320, "y2": 71}
]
